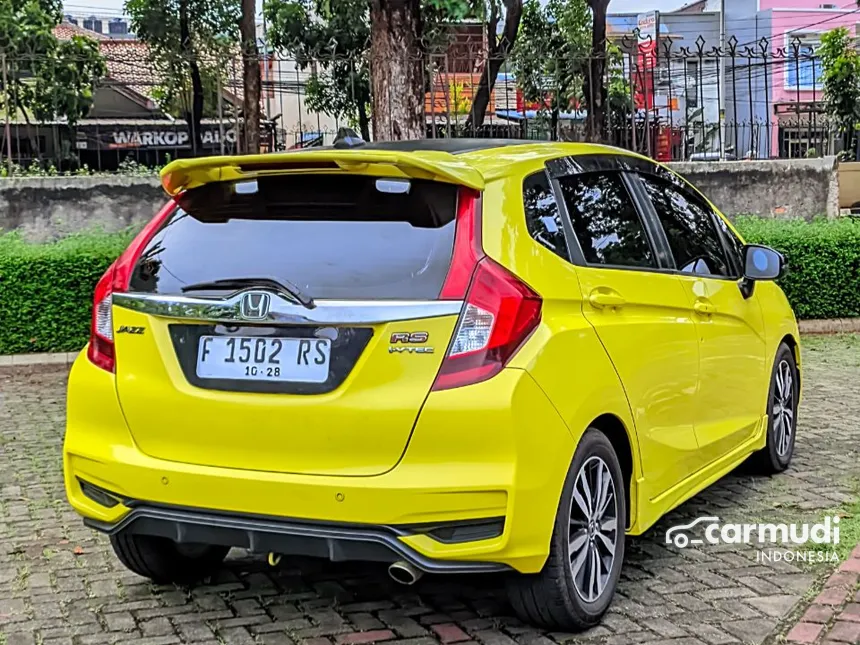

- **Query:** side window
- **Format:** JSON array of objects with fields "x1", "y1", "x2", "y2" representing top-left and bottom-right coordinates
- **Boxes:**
[
  {"x1": 523, "y1": 171, "x2": 570, "y2": 261},
  {"x1": 639, "y1": 174, "x2": 731, "y2": 277},
  {"x1": 713, "y1": 215, "x2": 745, "y2": 277},
  {"x1": 557, "y1": 172, "x2": 656, "y2": 269}
]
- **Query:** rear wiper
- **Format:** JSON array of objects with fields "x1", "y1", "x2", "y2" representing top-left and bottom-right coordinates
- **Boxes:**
[{"x1": 182, "y1": 277, "x2": 316, "y2": 310}]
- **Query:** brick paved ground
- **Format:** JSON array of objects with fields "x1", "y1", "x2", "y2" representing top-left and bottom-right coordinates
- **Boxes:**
[
  {"x1": 1, "y1": 335, "x2": 859, "y2": 645},
  {"x1": 784, "y1": 545, "x2": 860, "y2": 644}
]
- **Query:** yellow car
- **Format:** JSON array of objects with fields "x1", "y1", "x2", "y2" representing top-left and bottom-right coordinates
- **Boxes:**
[{"x1": 63, "y1": 139, "x2": 800, "y2": 631}]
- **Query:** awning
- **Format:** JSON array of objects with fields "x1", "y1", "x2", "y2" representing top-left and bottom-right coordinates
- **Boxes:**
[{"x1": 495, "y1": 109, "x2": 587, "y2": 122}]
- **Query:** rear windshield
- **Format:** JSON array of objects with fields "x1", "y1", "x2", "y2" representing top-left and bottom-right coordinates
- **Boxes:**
[{"x1": 129, "y1": 174, "x2": 459, "y2": 300}]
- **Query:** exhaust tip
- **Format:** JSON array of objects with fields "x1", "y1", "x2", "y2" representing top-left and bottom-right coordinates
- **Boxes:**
[{"x1": 388, "y1": 560, "x2": 423, "y2": 585}]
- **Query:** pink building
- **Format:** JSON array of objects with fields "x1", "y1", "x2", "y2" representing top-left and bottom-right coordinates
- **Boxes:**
[{"x1": 727, "y1": 0, "x2": 859, "y2": 157}]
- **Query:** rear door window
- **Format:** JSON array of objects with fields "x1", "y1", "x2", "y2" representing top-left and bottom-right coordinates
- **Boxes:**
[
  {"x1": 556, "y1": 172, "x2": 656, "y2": 269},
  {"x1": 523, "y1": 171, "x2": 570, "y2": 261},
  {"x1": 130, "y1": 175, "x2": 459, "y2": 300}
]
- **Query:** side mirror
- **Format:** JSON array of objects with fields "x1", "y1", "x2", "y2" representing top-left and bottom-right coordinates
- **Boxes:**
[{"x1": 739, "y1": 244, "x2": 784, "y2": 298}]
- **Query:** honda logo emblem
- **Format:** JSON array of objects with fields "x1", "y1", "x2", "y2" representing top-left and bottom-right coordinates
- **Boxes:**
[{"x1": 240, "y1": 292, "x2": 271, "y2": 320}]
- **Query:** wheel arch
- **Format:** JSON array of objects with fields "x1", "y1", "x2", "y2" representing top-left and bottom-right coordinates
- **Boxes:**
[
  {"x1": 588, "y1": 413, "x2": 635, "y2": 530},
  {"x1": 779, "y1": 332, "x2": 801, "y2": 392}
]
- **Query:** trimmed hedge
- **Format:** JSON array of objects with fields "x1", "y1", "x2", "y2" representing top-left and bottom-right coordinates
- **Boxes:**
[
  {"x1": 1, "y1": 217, "x2": 859, "y2": 354},
  {"x1": 736, "y1": 216, "x2": 860, "y2": 321},
  {"x1": 0, "y1": 232, "x2": 133, "y2": 354}
]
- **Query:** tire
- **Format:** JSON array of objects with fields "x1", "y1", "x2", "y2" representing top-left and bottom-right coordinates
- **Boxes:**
[
  {"x1": 751, "y1": 342, "x2": 798, "y2": 474},
  {"x1": 110, "y1": 532, "x2": 229, "y2": 584},
  {"x1": 506, "y1": 429, "x2": 626, "y2": 631}
]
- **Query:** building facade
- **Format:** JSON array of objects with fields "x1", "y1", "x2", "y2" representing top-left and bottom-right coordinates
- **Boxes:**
[
  {"x1": 725, "y1": 0, "x2": 857, "y2": 158},
  {"x1": 608, "y1": 0, "x2": 859, "y2": 160}
]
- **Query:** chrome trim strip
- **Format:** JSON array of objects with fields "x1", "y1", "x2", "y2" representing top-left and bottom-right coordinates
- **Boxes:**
[{"x1": 112, "y1": 292, "x2": 464, "y2": 325}]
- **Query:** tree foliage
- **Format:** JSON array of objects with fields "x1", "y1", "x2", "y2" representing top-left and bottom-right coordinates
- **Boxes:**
[
  {"x1": 818, "y1": 27, "x2": 860, "y2": 155},
  {"x1": 126, "y1": 0, "x2": 239, "y2": 153},
  {"x1": 266, "y1": 0, "x2": 520, "y2": 139},
  {"x1": 0, "y1": 0, "x2": 106, "y2": 125},
  {"x1": 512, "y1": 0, "x2": 590, "y2": 137},
  {"x1": 265, "y1": 0, "x2": 372, "y2": 139}
]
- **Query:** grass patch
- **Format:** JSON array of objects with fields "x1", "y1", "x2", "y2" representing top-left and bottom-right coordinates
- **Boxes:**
[{"x1": 836, "y1": 495, "x2": 860, "y2": 562}]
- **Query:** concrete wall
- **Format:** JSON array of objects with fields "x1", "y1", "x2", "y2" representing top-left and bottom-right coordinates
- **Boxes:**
[
  {"x1": 0, "y1": 176, "x2": 163, "y2": 242},
  {"x1": 667, "y1": 156, "x2": 839, "y2": 220},
  {"x1": 0, "y1": 156, "x2": 840, "y2": 242}
]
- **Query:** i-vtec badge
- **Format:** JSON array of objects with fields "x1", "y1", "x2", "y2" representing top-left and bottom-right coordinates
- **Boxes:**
[
  {"x1": 389, "y1": 346, "x2": 434, "y2": 354},
  {"x1": 389, "y1": 331, "x2": 434, "y2": 354}
]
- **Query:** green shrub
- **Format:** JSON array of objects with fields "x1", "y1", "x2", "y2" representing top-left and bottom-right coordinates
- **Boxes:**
[
  {"x1": 735, "y1": 216, "x2": 860, "y2": 320},
  {"x1": 0, "y1": 232, "x2": 133, "y2": 354},
  {"x1": 0, "y1": 217, "x2": 859, "y2": 355}
]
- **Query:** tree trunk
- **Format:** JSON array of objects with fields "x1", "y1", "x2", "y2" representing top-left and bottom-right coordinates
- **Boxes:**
[
  {"x1": 178, "y1": 0, "x2": 203, "y2": 155},
  {"x1": 370, "y1": 0, "x2": 424, "y2": 141},
  {"x1": 585, "y1": 0, "x2": 609, "y2": 143},
  {"x1": 466, "y1": 0, "x2": 523, "y2": 131},
  {"x1": 240, "y1": 0, "x2": 261, "y2": 154},
  {"x1": 358, "y1": 100, "x2": 371, "y2": 141}
]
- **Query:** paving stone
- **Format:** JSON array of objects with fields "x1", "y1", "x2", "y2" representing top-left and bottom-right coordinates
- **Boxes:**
[
  {"x1": 348, "y1": 613, "x2": 386, "y2": 631},
  {"x1": 785, "y1": 622, "x2": 824, "y2": 644},
  {"x1": 103, "y1": 611, "x2": 138, "y2": 633},
  {"x1": 841, "y1": 603, "x2": 860, "y2": 623},
  {"x1": 826, "y1": 621, "x2": 860, "y2": 643},
  {"x1": 801, "y1": 604, "x2": 835, "y2": 624},
  {"x1": 745, "y1": 594, "x2": 800, "y2": 618},
  {"x1": 4, "y1": 632, "x2": 37, "y2": 645},
  {"x1": 816, "y1": 587, "x2": 850, "y2": 606},
  {"x1": 430, "y1": 624, "x2": 471, "y2": 644},
  {"x1": 335, "y1": 630, "x2": 397, "y2": 644},
  {"x1": 722, "y1": 619, "x2": 777, "y2": 643}
]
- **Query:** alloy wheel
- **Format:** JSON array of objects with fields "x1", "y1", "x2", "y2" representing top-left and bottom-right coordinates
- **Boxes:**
[
  {"x1": 568, "y1": 456, "x2": 618, "y2": 603},
  {"x1": 773, "y1": 359, "x2": 795, "y2": 458}
]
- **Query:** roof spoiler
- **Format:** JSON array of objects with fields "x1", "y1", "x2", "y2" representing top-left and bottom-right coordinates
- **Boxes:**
[{"x1": 159, "y1": 149, "x2": 486, "y2": 196}]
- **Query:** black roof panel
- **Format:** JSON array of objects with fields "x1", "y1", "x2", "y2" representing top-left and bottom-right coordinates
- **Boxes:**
[{"x1": 341, "y1": 138, "x2": 535, "y2": 155}]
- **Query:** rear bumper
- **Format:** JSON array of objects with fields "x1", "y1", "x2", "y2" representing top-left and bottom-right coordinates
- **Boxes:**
[
  {"x1": 83, "y1": 500, "x2": 507, "y2": 574},
  {"x1": 64, "y1": 351, "x2": 576, "y2": 574}
]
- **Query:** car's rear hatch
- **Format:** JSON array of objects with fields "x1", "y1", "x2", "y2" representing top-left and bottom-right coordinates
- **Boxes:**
[{"x1": 111, "y1": 158, "x2": 477, "y2": 477}]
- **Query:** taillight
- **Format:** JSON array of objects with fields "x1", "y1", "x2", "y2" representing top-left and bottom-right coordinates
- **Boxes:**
[
  {"x1": 87, "y1": 263, "x2": 117, "y2": 372},
  {"x1": 432, "y1": 190, "x2": 542, "y2": 391},
  {"x1": 86, "y1": 200, "x2": 175, "y2": 372}
]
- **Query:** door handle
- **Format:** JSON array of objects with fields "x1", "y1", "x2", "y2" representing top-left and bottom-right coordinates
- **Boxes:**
[
  {"x1": 693, "y1": 299, "x2": 716, "y2": 315},
  {"x1": 589, "y1": 290, "x2": 626, "y2": 309}
]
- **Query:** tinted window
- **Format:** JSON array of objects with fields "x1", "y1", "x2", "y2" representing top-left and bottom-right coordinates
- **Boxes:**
[
  {"x1": 523, "y1": 171, "x2": 569, "y2": 261},
  {"x1": 714, "y1": 215, "x2": 744, "y2": 277},
  {"x1": 130, "y1": 175, "x2": 458, "y2": 299},
  {"x1": 640, "y1": 175, "x2": 730, "y2": 277},
  {"x1": 557, "y1": 172, "x2": 655, "y2": 268}
]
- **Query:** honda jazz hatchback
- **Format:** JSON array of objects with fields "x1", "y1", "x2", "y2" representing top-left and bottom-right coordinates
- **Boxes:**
[{"x1": 63, "y1": 140, "x2": 800, "y2": 631}]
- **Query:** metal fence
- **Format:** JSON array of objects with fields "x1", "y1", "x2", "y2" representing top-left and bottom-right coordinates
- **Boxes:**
[{"x1": 0, "y1": 32, "x2": 856, "y2": 174}]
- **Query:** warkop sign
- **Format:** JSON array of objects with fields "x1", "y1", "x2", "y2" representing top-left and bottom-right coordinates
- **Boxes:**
[{"x1": 76, "y1": 125, "x2": 237, "y2": 151}]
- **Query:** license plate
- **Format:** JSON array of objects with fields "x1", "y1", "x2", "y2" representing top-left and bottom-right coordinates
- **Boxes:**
[{"x1": 196, "y1": 336, "x2": 331, "y2": 383}]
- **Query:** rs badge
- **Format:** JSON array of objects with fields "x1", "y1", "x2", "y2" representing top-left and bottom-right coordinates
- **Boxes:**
[
  {"x1": 389, "y1": 331, "x2": 433, "y2": 354},
  {"x1": 390, "y1": 332, "x2": 429, "y2": 344}
]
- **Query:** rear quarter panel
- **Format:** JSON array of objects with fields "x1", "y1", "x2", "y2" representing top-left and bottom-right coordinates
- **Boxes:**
[{"x1": 479, "y1": 170, "x2": 645, "y2": 525}]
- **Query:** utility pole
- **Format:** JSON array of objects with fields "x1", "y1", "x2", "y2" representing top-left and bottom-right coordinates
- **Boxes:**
[
  {"x1": 1, "y1": 52, "x2": 12, "y2": 176},
  {"x1": 217, "y1": 65, "x2": 226, "y2": 156},
  {"x1": 719, "y1": 0, "x2": 726, "y2": 160}
]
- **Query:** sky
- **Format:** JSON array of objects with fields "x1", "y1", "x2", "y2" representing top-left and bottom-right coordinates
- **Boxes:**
[{"x1": 62, "y1": 0, "x2": 687, "y2": 19}]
